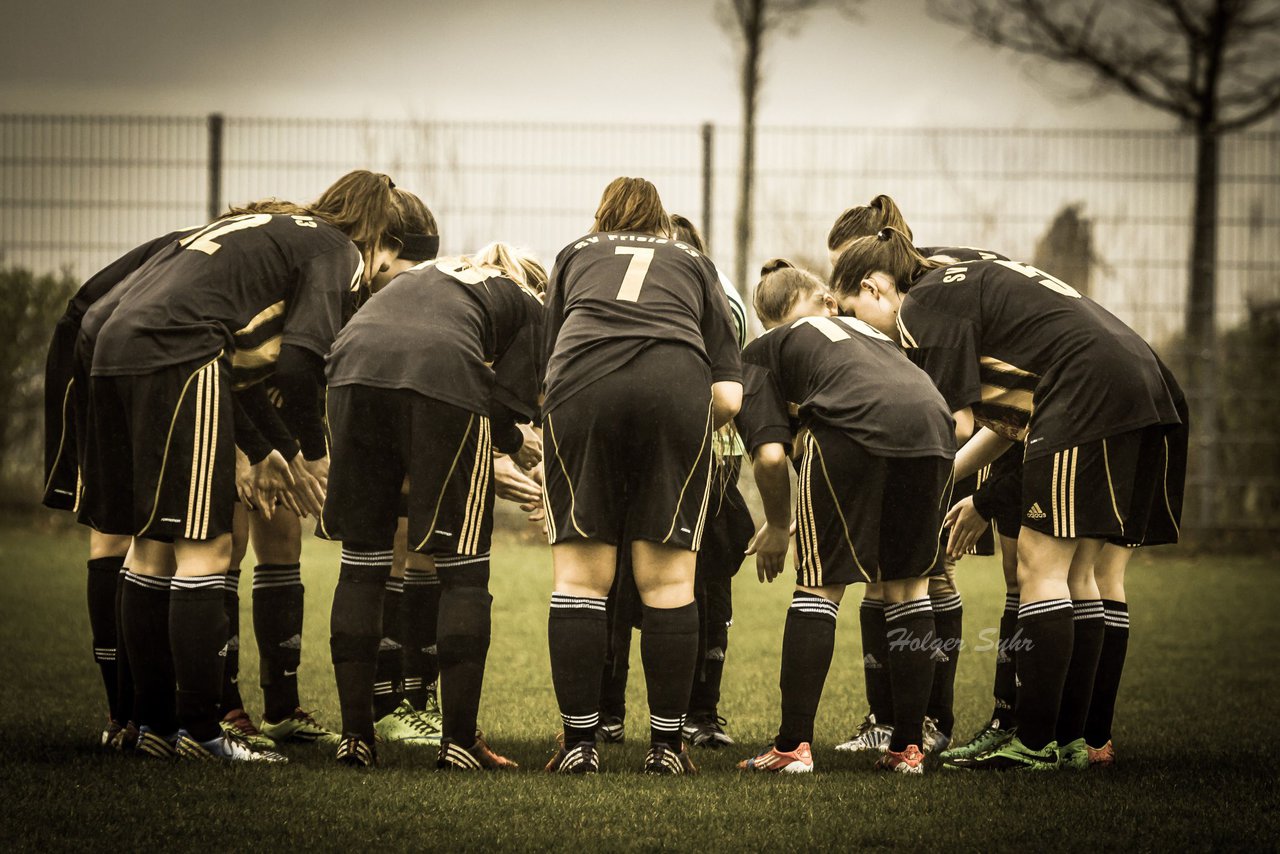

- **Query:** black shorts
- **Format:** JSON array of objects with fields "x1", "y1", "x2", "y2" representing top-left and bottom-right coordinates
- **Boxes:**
[
  {"x1": 986, "y1": 444, "x2": 1025, "y2": 540},
  {"x1": 795, "y1": 422, "x2": 953, "y2": 587},
  {"x1": 322, "y1": 385, "x2": 493, "y2": 556},
  {"x1": 698, "y1": 456, "x2": 754, "y2": 580},
  {"x1": 542, "y1": 343, "x2": 714, "y2": 550},
  {"x1": 81, "y1": 355, "x2": 235, "y2": 541},
  {"x1": 949, "y1": 471, "x2": 995, "y2": 556},
  {"x1": 42, "y1": 316, "x2": 82, "y2": 511},
  {"x1": 1022, "y1": 416, "x2": 1186, "y2": 546}
]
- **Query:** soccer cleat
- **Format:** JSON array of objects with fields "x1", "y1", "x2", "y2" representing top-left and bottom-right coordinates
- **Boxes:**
[
  {"x1": 1058, "y1": 737, "x2": 1090, "y2": 770},
  {"x1": 220, "y1": 708, "x2": 278, "y2": 750},
  {"x1": 335, "y1": 736, "x2": 377, "y2": 768},
  {"x1": 737, "y1": 742, "x2": 813, "y2": 774},
  {"x1": 944, "y1": 735, "x2": 1060, "y2": 771},
  {"x1": 596, "y1": 714, "x2": 626, "y2": 744},
  {"x1": 545, "y1": 740, "x2": 600, "y2": 774},
  {"x1": 176, "y1": 730, "x2": 288, "y2": 763},
  {"x1": 135, "y1": 725, "x2": 179, "y2": 759},
  {"x1": 1087, "y1": 740, "x2": 1116, "y2": 767},
  {"x1": 437, "y1": 733, "x2": 519, "y2": 771},
  {"x1": 682, "y1": 712, "x2": 735, "y2": 749},
  {"x1": 834, "y1": 713, "x2": 893, "y2": 753},
  {"x1": 939, "y1": 721, "x2": 1015, "y2": 763},
  {"x1": 874, "y1": 744, "x2": 926, "y2": 775},
  {"x1": 644, "y1": 742, "x2": 699, "y2": 775},
  {"x1": 375, "y1": 699, "x2": 441, "y2": 745},
  {"x1": 111, "y1": 721, "x2": 140, "y2": 753},
  {"x1": 260, "y1": 708, "x2": 341, "y2": 746},
  {"x1": 101, "y1": 719, "x2": 122, "y2": 749},
  {"x1": 922, "y1": 717, "x2": 949, "y2": 754},
  {"x1": 417, "y1": 683, "x2": 443, "y2": 735}
]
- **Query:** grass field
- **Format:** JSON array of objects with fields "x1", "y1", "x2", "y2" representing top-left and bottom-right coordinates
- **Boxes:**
[{"x1": 2, "y1": 521, "x2": 1277, "y2": 851}]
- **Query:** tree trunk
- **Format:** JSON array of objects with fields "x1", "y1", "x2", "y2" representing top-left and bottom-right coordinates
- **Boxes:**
[
  {"x1": 1186, "y1": 125, "x2": 1220, "y2": 530},
  {"x1": 734, "y1": 0, "x2": 762, "y2": 298}
]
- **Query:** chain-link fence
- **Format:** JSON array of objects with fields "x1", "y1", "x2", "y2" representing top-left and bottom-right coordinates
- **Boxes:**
[{"x1": 2, "y1": 114, "x2": 1277, "y2": 543}]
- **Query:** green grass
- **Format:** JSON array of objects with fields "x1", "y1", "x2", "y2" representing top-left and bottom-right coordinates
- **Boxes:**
[{"x1": 1, "y1": 523, "x2": 1277, "y2": 851}]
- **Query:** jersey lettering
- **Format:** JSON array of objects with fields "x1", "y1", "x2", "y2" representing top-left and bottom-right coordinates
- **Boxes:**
[
  {"x1": 993, "y1": 259, "x2": 1082, "y2": 298},
  {"x1": 179, "y1": 214, "x2": 273, "y2": 256},
  {"x1": 614, "y1": 247, "x2": 655, "y2": 302}
]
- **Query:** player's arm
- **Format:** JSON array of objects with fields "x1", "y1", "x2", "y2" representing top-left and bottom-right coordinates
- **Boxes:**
[
  {"x1": 955, "y1": 426, "x2": 1013, "y2": 480},
  {"x1": 735, "y1": 359, "x2": 792, "y2": 583},
  {"x1": 700, "y1": 261, "x2": 744, "y2": 428},
  {"x1": 899, "y1": 293, "x2": 981, "y2": 446}
]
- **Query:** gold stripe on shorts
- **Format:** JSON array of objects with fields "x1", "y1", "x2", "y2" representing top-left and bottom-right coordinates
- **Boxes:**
[
  {"x1": 661, "y1": 399, "x2": 713, "y2": 545},
  {"x1": 414, "y1": 413, "x2": 475, "y2": 553}
]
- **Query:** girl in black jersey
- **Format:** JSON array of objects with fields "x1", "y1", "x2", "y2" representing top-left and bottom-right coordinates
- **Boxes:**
[
  {"x1": 83, "y1": 171, "x2": 405, "y2": 763},
  {"x1": 736, "y1": 262, "x2": 955, "y2": 775},
  {"x1": 830, "y1": 228, "x2": 1185, "y2": 771},
  {"x1": 826, "y1": 195, "x2": 1018, "y2": 758},
  {"x1": 541, "y1": 178, "x2": 743, "y2": 775},
  {"x1": 321, "y1": 243, "x2": 545, "y2": 770}
]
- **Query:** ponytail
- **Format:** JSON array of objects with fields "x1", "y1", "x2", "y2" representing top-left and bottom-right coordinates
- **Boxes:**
[
  {"x1": 830, "y1": 227, "x2": 941, "y2": 297},
  {"x1": 311, "y1": 170, "x2": 405, "y2": 273},
  {"x1": 753, "y1": 258, "x2": 826, "y2": 327},
  {"x1": 826, "y1": 193, "x2": 914, "y2": 254}
]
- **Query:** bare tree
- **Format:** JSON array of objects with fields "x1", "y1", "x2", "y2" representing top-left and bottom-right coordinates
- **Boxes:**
[
  {"x1": 719, "y1": 0, "x2": 861, "y2": 295},
  {"x1": 928, "y1": 0, "x2": 1280, "y2": 352}
]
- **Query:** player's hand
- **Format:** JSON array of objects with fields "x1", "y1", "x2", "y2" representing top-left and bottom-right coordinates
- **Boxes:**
[
  {"x1": 494, "y1": 455, "x2": 542, "y2": 505},
  {"x1": 746, "y1": 521, "x2": 791, "y2": 583},
  {"x1": 252, "y1": 450, "x2": 298, "y2": 520},
  {"x1": 944, "y1": 495, "x2": 988, "y2": 560},
  {"x1": 511, "y1": 436, "x2": 542, "y2": 470},
  {"x1": 288, "y1": 453, "x2": 327, "y2": 518},
  {"x1": 235, "y1": 449, "x2": 254, "y2": 508}
]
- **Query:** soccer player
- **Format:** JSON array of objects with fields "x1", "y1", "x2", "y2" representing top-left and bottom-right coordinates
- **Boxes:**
[
  {"x1": 42, "y1": 226, "x2": 199, "y2": 749},
  {"x1": 826, "y1": 196, "x2": 1005, "y2": 755},
  {"x1": 81, "y1": 170, "x2": 405, "y2": 762},
  {"x1": 321, "y1": 242, "x2": 545, "y2": 770},
  {"x1": 736, "y1": 261, "x2": 955, "y2": 776},
  {"x1": 541, "y1": 178, "x2": 743, "y2": 775},
  {"x1": 829, "y1": 228, "x2": 1185, "y2": 771}
]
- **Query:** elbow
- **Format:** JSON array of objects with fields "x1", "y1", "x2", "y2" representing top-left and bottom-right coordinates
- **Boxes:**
[
  {"x1": 952, "y1": 407, "x2": 975, "y2": 445},
  {"x1": 712, "y1": 381, "x2": 743, "y2": 428}
]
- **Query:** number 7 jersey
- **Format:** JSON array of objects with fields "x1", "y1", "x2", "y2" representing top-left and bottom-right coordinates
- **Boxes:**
[
  {"x1": 540, "y1": 232, "x2": 742, "y2": 414},
  {"x1": 896, "y1": 258, "x2": 1183, "y2": 461}
]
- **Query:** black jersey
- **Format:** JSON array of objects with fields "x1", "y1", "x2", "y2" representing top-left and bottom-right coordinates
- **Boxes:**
[
  {"x1": 541, "y1": 232, "x2": 743, "y2": 413},
  {"x1": 326, "y1": 259, "x2": 545, "y2": 421},
  {"x1": 918, "y1": 246, "x2": 1009, "y2": 263},
  {"x1": 736, "y1": 314, "x2": 955, "y2": 459},
  {"x1": 62, "y1": 228, "x2": 198, "y2": 326},
  {"x1": 897, "y1": 258, "x2": 1181, "y2": 460},
  {"x1": 90, "y1": 213, "x2": 361, "y2": 384}
]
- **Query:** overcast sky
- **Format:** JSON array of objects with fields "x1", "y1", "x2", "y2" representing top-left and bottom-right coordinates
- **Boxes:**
[{"x1": 0, "y1": 0, "x2": 1195, "y2": 129}]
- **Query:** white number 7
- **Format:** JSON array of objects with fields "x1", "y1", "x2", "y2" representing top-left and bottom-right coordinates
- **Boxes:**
[
  {"x1": 180, "y1": 213, "x2": 273, "y2": 256},
  {"x1": 615, "y1": 247, "x2": 655, "y2": 302}
]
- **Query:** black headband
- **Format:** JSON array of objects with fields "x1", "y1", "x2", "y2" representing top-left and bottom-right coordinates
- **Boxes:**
[{"x1": 399, "y1": 233, "x2": 440, "y2": 262}]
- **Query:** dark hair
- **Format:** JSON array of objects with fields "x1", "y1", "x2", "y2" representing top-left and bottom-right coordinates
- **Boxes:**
[
  {"x1": 669, "y1": 213, "x2": 705, "y2": 253},
  {"x1": 593, "y1": 177, "x2": 670, "y2": 236},
  {"x1": 753, "y1": 258, "x2": 827, "y2": 326},
  {"x1": 827, "y1": 194, "x2": 913, "y2": 254},
  {"x1": 830, "y1": 227, "x2": 942, "y2": 297},
  {"x1": 393, "y1": 188, "x2": 439, "y2": 262},
  {"x1": 226, "y1": 198, "x2": 312, "y2": 217}
]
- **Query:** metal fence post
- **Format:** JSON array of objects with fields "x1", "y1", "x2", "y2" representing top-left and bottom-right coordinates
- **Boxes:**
[
  {"x1": 207, "y1": 113, "x2": 224, "y2": 222},
  {"x1": 701, "y1": 122, "x2": 714, "y2": 251}
]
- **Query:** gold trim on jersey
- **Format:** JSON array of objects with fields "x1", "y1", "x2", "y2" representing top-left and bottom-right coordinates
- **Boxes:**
[
  {"x1": 661, "y1": 399, "x2": 714, "y2": 546},
  {"x1": 979, "y1": 385, "x2": 1035, "y2": 414},
  {"x1": 235, "y1": 300, "x2": 285, "y2": 338},
  {"x1": 896, "y1": 313, "x2": 919, "y2": 349},
  {"x1": 808, "y1": 431, "x2": 873, "y2": 584},
  {"x1": 139, "y1": 354, "x2": 222, "y2": 538},
  {"x1": 414, "y1": 413, "x2": 477, "y2": 553},
  {"x1": 457, "y1": 417, "x2": 492, "y2": 555},
  {"x1": 231, "y1": 335, "x2": 283, "y2": 374},
  {"x1": 979, "y1": 355, "x2": 1036, "y2": 378},
  {"x1": 544, "y1": 413, "x2": 587, "y2": 540}
]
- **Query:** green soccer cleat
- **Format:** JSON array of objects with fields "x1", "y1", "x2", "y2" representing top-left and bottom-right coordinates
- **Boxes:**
[
  {"x1": 1058, "y1": 737, "x2": 1090, "y2": 770},
  {"x1": 939, "y1": 720, "x2": 1015, "y2": 763},
  {"x1": 944, "y1": 735, "x2": 1060, "y2": 771},
  {"x1": 375, "y1": 699, "x2": 441, "y2": 745},
  {"x1": 260, "y1": 708, "x2": 341, "y2": 746},
  {"x1": 220, "y1": 709, "x2": 278, "y2": 750},
  {"x1": 416, "y1": 684, "x2": 443, "y2": 736}
]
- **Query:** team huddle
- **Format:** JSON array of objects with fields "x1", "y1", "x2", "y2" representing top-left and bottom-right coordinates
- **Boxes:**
[{"x1": 43, "y1": 172, "x2": 1187, "y2": 775}]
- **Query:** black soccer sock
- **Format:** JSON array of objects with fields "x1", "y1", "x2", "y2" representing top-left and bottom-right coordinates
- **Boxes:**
[
  {"x1": 926, "y1": 592, "x2": 962, "y2": 737},
  {"x1": 1085, "y1": 600, "x2": 1130, "y2": 747},
  {"x1": 777, "y1": 592, "x2": 839, "y2": 752},
  {"x1": 641, "y1": 601, "x2": 699, "y2": 749},
  {"x1": 330, "y1": 547, "x2": 391, "y2": 743},
  {"x1": 436, "y1": 554, "x2": 493, "y2": 746},
  {"x1": 549, "y1": 592, "x2": 609, "y2": 744},
  {"x1": 403, "y1": 567, "x2": 440, "y2": 709},
  {"x1": 688, "y1": 648, "x2": 726, "y2": 717},
  {"x1": 1056, "y1": 599, "x2": 1105, "y2": 745},
  {"x1": 252, "y1": 562, "x2": 304, "y2": 723},
  {"x1": 1014, "y1": 599, "x2": 1075, "y2": 751},
  {"x1": 87, "y1": 556, "x2": 125, "y2": 721},
  {"x1": 885, "y1": 598, "x2": 936, "y2": 752},
  {"x1": 219, "y1": 569, "x2": 243, "y2": 715},
  {"x1": 169, "y1": 574, "x2": 229, "y2": 743},
  {"x1": 991, "y1": 593, "x2": 1020, "y2": 728},
  {"x1": 120, "y1": 571, "x2": 177, "y2": 735},
  {"x1": 114, "y1": 567, "x2": 135, "y2": 724},
  {"x1": 373, "y1": 577, "x2": 406, "y2": 720},
  {"x1": 859, "y1": 597, "x2": 893, "y2": 726},
  {"x1": 600, "y1": 628, "x2": 632, "y2": 720}
]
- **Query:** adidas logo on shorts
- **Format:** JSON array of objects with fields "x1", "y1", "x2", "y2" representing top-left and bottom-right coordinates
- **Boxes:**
[{"x1": 1026, "y1": 503, "x2": 1047, "y2": 520}]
